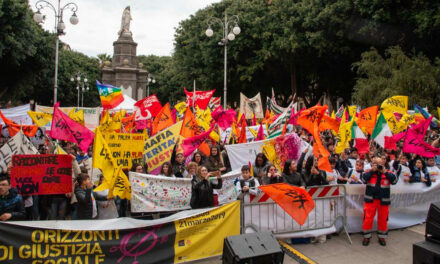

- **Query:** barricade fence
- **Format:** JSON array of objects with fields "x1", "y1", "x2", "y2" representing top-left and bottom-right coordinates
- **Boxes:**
[{"x1": 241, "y1": 184, "x2": 352, "y2": 244}]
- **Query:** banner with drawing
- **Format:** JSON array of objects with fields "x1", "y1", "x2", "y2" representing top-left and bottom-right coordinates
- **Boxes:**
[
  {"x1": 0, "y1": 201, "x2": 240, "y2": 264},
  {"x1": 130, "y1": 171, "x2": 239, "y2": 212}
]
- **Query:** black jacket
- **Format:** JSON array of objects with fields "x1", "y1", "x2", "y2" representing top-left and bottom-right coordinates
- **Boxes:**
[
  {"x1": 362, "y1": 170, "x2": 397, "y2": 205},
  {"x1": 190, "y1": 176, "x2": 222, "y2": 209},
  {"x1": 0, "y1": 188, "x2": 26, "y2": 220},
  {"x1": 282, "y1": 152, "x2": 306, "y2": 187},
  {"x1": 74, "y1": 186, "x2": 107, "y2": 219}
]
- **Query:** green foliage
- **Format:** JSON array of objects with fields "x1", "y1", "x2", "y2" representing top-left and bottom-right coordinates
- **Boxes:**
[{"x1": 352, "y1": 46, "x2": 440, "y2": 111}]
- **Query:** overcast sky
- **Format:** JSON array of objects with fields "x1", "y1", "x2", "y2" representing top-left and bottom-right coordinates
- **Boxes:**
[{"x1": 29, "y1": 0, "x2": 220, "y2": 58}]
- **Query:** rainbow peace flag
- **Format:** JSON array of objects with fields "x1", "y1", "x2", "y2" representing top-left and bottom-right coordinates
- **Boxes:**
[{"x1": 96, "y1": 81, "x2": 124, "y2": 110}]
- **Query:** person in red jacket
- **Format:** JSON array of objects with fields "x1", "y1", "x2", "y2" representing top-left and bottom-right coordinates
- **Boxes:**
[{"x1": 361, "y1": 157, "x2": 398, "y2": 246}]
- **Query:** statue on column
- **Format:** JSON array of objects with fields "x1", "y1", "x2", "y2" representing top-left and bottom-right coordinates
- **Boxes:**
[{"x1": 118, "y1": 6, "x2": 132, "y2": 36}]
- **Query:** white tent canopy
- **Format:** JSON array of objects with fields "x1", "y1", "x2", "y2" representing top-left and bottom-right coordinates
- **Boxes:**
[{"x1": 109, "y1": 94, "x2": 137, "y2": 112}]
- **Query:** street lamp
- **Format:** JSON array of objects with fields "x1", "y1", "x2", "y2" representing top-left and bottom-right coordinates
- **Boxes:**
[
  {"x1": 70, "y1": 73, "x2": 88, "y2": 107},
  {"x1": 147, "y1": 75, "x2": 156, "y2": 97},
  {"x1": 206, "y1": 13, "x2": 241, "y2": 109},
  {"x1": 33, "y1": 0, "x2": 79, "y2": 104}
]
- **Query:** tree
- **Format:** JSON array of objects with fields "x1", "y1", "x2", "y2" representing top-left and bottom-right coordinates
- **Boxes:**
[{"x1": 352, "y1": 46, "x2": 440, "y2": 112}]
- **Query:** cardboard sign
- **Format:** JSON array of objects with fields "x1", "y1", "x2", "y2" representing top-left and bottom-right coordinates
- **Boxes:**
[{"x1": 11, "y1": 154, "x2": 72, "y2": 195}]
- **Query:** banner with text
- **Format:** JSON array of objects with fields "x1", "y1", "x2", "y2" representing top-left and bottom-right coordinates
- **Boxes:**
[
  {"x1": 130, "y1": 170, "x2": 239, "y2": 212},
  {"x1": 102, "y1": 133, "x2": 146, "y2": 169},
  {"x1": 36, "y1": 105, "x2": 100, "y2": 130},
  {"x1": 143, "y1": 121, "x2": 182, "y2": 175},
  {"x1": 11, "y1": 154, "x2": 72, "y2": 195},
  {"x1": 0, "y1": 131, "x2": 39, "y2": 174},
  {"x1": 0, "y1": 201, "x2": 240, "y2": 264}
]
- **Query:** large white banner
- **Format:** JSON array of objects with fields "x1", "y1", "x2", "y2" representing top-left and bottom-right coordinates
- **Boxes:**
[
  {"x1": 225, "y1": 138, "x2": 272, "y2": 171},
  {"x1": 0, "y1": 131, "x2": 39, "y2": 173},
  {"x1": 0, "y1": 104, "x2": 32, "y2": 125},
  {"x1": 129, "y1": 170, "x2": 240, "y2": 212}
]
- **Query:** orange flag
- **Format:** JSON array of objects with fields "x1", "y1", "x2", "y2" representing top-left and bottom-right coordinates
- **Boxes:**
[
  {"x1": 318, "y1": 114, "x2": 340, "y2": 133},
  {"x1": 121, "y1": 112, "x2": 136, "y2": 132},
  {"x1": 297, "y1": 105, "x2": 328, "y2": 135},
  {"x1": 357, "y1": 106, "x2": 379, "y2": 135},
  {"x1": 259, "y1": 183, "x2": 315, "y2": 226},
  {"x1": 0, "y1": 110, "x2": 38, "y2": 137},
  {"x1": 152, "y1": 103, "x2": 174, "y2": 135},
  {"x1": 180, "y1": 107, "x2": 202, "y2": 138},
  {"x1": 297, "y1": 105, "x2": 331, "y2": 172}
]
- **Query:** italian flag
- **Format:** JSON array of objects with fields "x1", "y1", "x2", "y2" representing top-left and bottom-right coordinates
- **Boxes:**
[
  {"x1": 351, "y1": 121, "x2": 369, "y2": 154},
  {"x1": 372, "y1": 113, "x2": 396, "y2": 150}
]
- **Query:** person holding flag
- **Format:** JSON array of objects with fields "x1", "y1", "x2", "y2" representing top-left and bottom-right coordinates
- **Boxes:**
[{"x1": 361, "y1": 157, "x2": 398, "y2": 246}]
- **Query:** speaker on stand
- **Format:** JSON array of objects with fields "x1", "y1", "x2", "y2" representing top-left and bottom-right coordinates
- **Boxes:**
[{"x1": 413, "y1": 202, "x2": 440, "y2": 264}]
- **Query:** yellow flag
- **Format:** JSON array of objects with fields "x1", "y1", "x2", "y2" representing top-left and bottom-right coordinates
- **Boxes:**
[
  {"x1": 335, "y1": 109, "x2": 353, "y2": 154},
  {"x1": 262, "y1": 140, "x2": 282, "y2": 172},
  {"x1": 382, "y1": 111, "x2": 399, "y2": 134},
  {"x1": 248, "y1": 127, "x2": 258, "y2": 138},
  {"x1": 331, "y1": 111, "x2": 336, "y2": 119},
  {"x1": 348, "y1": 105, "x2": 357, "y2": 120},
  {"x1": 27, "y1": 111, "x2": 52, "y2": 127},
  {"x1": 93, "y1": 129, "x2": 131, "y2": 199},
  {"x1": 396, "y1": 113, "x2": 415, "y2": 133},
  {"x1": 55, "y1": 144, "x2": 67, "y2": 154},
  {"x1": 69, "y1": 109, "x2": 85, "y2": 125},
  {"x1": 380, "y1": 95, "x2": 408, "y2": 114},
  {"x1": 99, "y1": 111, "x2": 121, "y2": 132},
  {"x1": 175, "y1": 101, "x2": 187, "y2": 115},
  {"x1": 438, "y1": 107, "x2": 440, "y2": 119},
  {"x1": 196, "y1": 107, "x2": 219, "y2": 141}
]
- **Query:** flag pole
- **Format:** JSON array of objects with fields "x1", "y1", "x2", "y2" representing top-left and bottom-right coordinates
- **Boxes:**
[{"x1": 193, "y1": 80, "x2": 196, "y2": 112}]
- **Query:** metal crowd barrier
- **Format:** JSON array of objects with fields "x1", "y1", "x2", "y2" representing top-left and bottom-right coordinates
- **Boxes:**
[{"x1": 240, "y1": 184, "x2": 352, "y2": 244}]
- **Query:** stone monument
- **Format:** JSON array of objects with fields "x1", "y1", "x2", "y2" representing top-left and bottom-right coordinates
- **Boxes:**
[{"x1": 101, "y1": 6, "x2": 148, "y2": 100}]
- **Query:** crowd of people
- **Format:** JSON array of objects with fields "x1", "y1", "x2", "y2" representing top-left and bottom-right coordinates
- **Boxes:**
[{"x1": 1, "y1": 122, "x2": 439, "y2": 246}]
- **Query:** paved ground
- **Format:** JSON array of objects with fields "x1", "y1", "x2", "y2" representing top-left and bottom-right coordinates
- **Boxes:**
[{"x1": 193, "y1": 223, "x2": 425, "y2": 264}]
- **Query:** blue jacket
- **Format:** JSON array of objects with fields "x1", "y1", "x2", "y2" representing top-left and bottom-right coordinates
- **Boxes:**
[
  {"x1": 0, "y1": 188, "x2": 26, "y2": 220},
  {"x1": 410, "y1": 166, "x2": 432, "y2": 187}
]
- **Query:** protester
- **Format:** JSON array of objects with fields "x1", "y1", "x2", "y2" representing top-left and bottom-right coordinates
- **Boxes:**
[
  {"x1": 184, "y1": 162, "x2": 198, "y2": 178},
  {"x1": 303, "y1": 155, "x2": 328, "y2": 187},
  {"x1": 204, "y1": 145, "x2": 226, "y2": 174},
  {"x1": 253, "y1": 153, "x2": 270, "y2": 184},
  {"x1": 131, "y1": 163, "x2": 146, "y2": 174},
  {"x1": 391, "y1": 153, "x2": 412, "y2": 183},
  {"x1": 192, "y1": 151, "x2": 205, "y2": 166},
  {"x1": 74, "y1": 173, "x2": 108, "y2": 220},
  {"x1": 236, "y1": 165, "x2": 260, "y2": 199},
  {"x1": 172, "y1": 153, "x2": 186, "y2": 178},
  {"x1": 263, "y1": 164, "x2": 283, "y2": 185},
  {"x1": 426, "y1": 157, "x2": 439, "y2": 182},
  {"x1": 282, "y1": 157, "x2": 306, "y2": 188},
  {"x1": 0, "y1": 174, "x2": 26, "y2": 221},
  {"x1": 95, "y1": 175, "x2": 118, "y2": 219},
  {"x1": 361, "y1": 157, "x2": 398, "y2": 246},
  {"x1": 190, "y1": 166, "x2": 222, "y2": 209},
  {"x1": 410, "y1": 158, "x2": 431, "y2": 186},
  {"x1": 326, "y1": 157, "x2": 346, "y2": 184},
  {"x1": 159, "y1": 162, "x2": 174, "y2": 177},
  {"x1": 346, "y1": 160, "x2": 364, "y2": 184}
]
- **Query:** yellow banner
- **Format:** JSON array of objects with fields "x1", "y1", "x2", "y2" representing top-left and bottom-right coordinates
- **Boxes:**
[
  {"x1": 102, "y1": 133, "x2": 146, "y2": 169},
  {"x1": 380, "y1": 95, "x2": 408, "y2": 114},
  {"x1": 262, "y1": 139, "x2": 282, "y2": 172},
  {"x1": 174, "y1": 201, "x2": 240, "y2": 263},
  {"x1": 69, "y1": 109, "x2": 85, "y2": 125},
  {"x1": 144, "y1": 121, "x2": 183, "y2": 173},
  {"x1": 175, "y1": 101, "x2": 187, "y2": 115},
  {"x1": 27, "y1": 111, "x2": 52, "y2": 127}
]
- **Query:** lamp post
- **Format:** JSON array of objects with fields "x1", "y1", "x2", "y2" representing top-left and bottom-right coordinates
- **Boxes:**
[
  {"x1": 147, "y1": 75, "x2": 156, "y2": 97},
  {"x1": 33, "y1": 0, "x2": 79, "y2": 104},
  {"x1": 70, "y1": 73, "x2": 88, "y2": 107},
  {"x1": 206, "y1": 13, "x2": 241, "y2": 109}
]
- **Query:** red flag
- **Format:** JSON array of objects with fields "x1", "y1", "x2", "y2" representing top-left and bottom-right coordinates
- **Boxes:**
[
  {"x1": 0, "y1": 111, "x2": 38, "y2": 137},
  {"x1": 212, "y1": 106, "x2": 237, "y2": 130},
  {"x1": 238, "y1": 119, "x2": 247, "y2": 143},
  {"x1": 256, "y1": 123, "x2": 265, "y2": 141},
  {"x1": 318, "y1": 114, "x2": 340, "y2": 133},
  {"x1": 182, "y1": 126, "x2": 214, "y2": 157},
  {"x1": 357, "y1": 106, "x2": 379, "y2": 135},
  {"x1": 184, "y1": 88, "x2": 215, "y2": 110},
  {"x1": 252, "y1": 113, "x2": 257, "y2": 126},
  {"x1": 259, "y1": 183, "x2": 315, "y2": 226},
  {"x1": 121, "y1": 112, "x2": 136, "y2": 132},
  {"x1": 134, "y1": 95, "x2": 162, "y2": 120}
]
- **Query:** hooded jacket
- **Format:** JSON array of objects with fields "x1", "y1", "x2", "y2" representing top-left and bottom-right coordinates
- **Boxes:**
[{"x1": 0, "y1": 188, "x2": 26, "y2": 220}]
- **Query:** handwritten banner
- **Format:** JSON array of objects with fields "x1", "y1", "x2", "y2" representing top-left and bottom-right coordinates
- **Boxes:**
[
  {"x1": 143, "y1": 121, "x2": 182, "y2": 174},
  {"x1": 130, "y1": 171, "x2": 238, "y2": 212},
  {"x1": 0, "y1": 131, "x2": 38, "y2": 173},
  {"x1": 11, "y1": 154, "x2": 72, "y2": 195},
  {"x1": 102, "y1": 133, "x2": 146, "y2": 169}
]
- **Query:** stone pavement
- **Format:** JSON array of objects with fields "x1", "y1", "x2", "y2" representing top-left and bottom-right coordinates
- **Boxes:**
[{"x1": 193, "y1": 223, "x2": 425, "y2": 264}]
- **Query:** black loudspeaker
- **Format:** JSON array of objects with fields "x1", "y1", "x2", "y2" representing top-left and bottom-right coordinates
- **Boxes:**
[
  {"x1": 413, "y1": 241, "x2": 440, "y2": 264},
  {"x1": 222, "y1": 232, "x2": 284, "y2": 264},
  {"x1": 426, "y1": 202, "x2": 440, "y2": 244}
]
